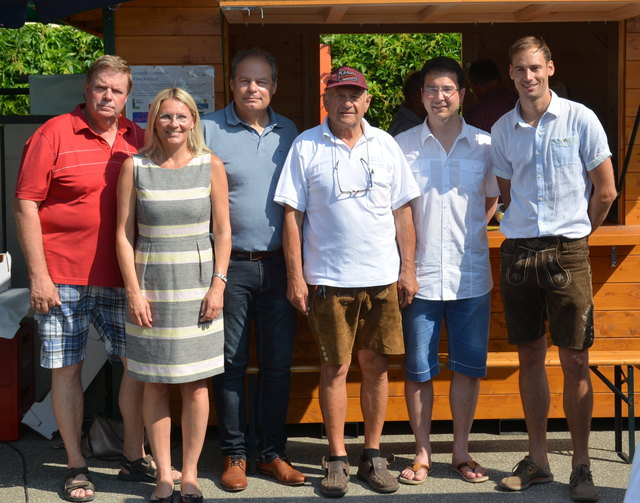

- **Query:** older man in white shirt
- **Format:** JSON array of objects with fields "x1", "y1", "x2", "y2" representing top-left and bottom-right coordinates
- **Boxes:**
[
  {"x1": 395, "y1": 56, "x2": 498, "y2": 486},
  {"x1": 276, "y1": 66, "x2": 419, "y2": 498}
]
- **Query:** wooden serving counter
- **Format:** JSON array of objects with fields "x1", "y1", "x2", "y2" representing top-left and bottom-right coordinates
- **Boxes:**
[
  {"x1": 488, "y1": 225, "x2": 640, "y2": 248},
  {"x1": 284, "y1": 225, "x2": 640, "y2": 425}
]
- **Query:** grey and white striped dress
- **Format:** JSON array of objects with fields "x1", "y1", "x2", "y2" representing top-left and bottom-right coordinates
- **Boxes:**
[{"x1": 125, "y1": 153, "x2": 224, "y2": 383}]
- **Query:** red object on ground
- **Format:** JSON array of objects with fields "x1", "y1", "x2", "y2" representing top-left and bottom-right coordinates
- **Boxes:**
[{"x1": 0, "y1": 320, "x2": 35, "y2": 441}]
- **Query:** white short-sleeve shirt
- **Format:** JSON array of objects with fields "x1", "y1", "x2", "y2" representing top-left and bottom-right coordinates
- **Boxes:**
[
  {"x1": 274, "y1": 118, "x2": 420, "y2": 288},
  {"x1": 491, "y1": 91, "x2": 612, "y2": 239},
  {"x1": 395, "y1": 120, "x2": 499, "y2": 301}
]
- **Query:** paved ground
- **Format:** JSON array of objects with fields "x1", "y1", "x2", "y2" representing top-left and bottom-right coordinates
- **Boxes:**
[{"x1": 0, "y1": 422, "x2": 634, "y2": 502}]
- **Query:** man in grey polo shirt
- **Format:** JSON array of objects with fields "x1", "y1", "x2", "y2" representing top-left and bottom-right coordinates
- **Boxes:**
[{"x1": 201, "y1": 47, "x2": 304, "y2": 491}]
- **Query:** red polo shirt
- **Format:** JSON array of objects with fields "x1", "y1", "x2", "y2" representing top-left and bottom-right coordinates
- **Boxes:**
[{"x1": 15, "y1": 104, "x2": 144, "y2": 287}]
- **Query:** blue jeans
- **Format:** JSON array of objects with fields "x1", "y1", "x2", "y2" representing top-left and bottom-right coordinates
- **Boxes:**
[
  {"x1": 212, "y1": 252, "x2": 296, "y2": 461},
  {"x1": 401, "y1": 293, "x2": 491, "y2": 382}
]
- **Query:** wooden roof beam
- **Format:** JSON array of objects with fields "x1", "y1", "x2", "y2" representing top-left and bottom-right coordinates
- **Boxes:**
[
  {"x1": 325, "y1": 5, "x2": 348, "y2": 23},
  {"x1": 220, "y1": 9, "x2": 245, "y2": 23},
  {"x1": 608, "y1": 3, "x2": 640, "y2": 21},
  {"x1": 418, "y1": 4, "x2": 455, "y2": 23},
  {"x1": 514, "y1": 3, "x2": 553, "y2": 22}
]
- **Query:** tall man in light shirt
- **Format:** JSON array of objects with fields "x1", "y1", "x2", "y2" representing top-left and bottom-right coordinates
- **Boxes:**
[
  {"x1": 395, "y1": 57, "x2": 498, "y2": 485},
  {"x1": 275, "y1": 66, "x2": 419, "y2": 498},
  {"x1": 492, "y1": 36, "x2": 617, "y2": 502}
]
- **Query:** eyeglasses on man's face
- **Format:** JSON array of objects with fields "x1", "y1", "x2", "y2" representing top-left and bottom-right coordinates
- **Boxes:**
[
  {"x1": 422, "y1": 86, "x2": 459, "y2": 99},
  {"x1": 334, "y1": 158, "x2": 373, "y2": 196},
  {"x1": 157, "y1": 114, "x2": 191, "y2": 125}
]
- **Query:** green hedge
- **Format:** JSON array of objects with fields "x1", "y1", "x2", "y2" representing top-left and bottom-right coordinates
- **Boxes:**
[
  {"x1": 0, "y1": 24, "x2": 103, "y2": 115},
  {"x1": 320, "y1": 33, "x2": 462, "y2": 129}
]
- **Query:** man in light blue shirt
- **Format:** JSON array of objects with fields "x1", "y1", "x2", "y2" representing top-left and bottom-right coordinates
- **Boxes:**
[
  {"x1": 492, "y1": 36, "x2": 617, "y2": 503},
  {"x1": 201, "y1": 48, "x2": 304, "y2": 491}
]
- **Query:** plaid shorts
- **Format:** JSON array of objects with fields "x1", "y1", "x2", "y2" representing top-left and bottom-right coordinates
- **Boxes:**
[{"x1": 35, "y1": 284, "x2": 126, "y2": 369}]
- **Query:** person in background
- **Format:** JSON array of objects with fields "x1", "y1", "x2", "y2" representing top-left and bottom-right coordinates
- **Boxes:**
[
  {"x1": 116, "y1": 87, "x2": 231, "y2": 503},
  {"x1": 492, "y1": 36, "x2": 617, "y2": 502},
  {"x1": 464, "y1": 58, "x2": 517, "y2": 133},
  {"x1": 388, "y1": 71, "x2": 428, "y2": 136},
  {"x1": 201, "y1": 48, "x2": 305, "y2": 491},
  {"x1": 13, "y1": 55, "x2": 151, "y2": 503},
  {"x1": 276, "y1": 65, "x2": 420, "y2": 498},
  {"x1": 395, "y1": 56, "x2": 498, "y2": 486}
]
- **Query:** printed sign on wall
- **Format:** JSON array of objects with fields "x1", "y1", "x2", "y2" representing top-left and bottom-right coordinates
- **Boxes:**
[{"x1": 126, "y1": 65, "x2": 214, "y2": 128}]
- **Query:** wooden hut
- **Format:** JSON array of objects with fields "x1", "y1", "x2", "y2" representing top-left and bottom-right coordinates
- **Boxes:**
[{"x1": 58, "y1": 0, "x2": 640, "y2": 427}]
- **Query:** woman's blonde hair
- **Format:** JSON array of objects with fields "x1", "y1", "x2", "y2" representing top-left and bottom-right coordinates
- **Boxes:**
[{"x1": 140, "y1": 87, "x2": 211, "y2": 162}]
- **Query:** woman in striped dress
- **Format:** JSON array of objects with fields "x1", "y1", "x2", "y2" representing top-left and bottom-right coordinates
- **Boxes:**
[{"x1": 116, "y1": 87, "x2": 231, "y2": 503}]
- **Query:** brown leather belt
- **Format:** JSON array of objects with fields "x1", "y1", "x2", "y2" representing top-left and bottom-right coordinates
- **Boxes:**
[
  {"x1": 230, "y1": 249, "x2": 282, "y2": 261},
  {"x1": 510, "y1": 235, "x2": 585, "y2": 251}
]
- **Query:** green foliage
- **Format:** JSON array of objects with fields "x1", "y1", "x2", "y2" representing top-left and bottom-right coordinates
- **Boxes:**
[
  {"x1": 320, "y1": 33, "x2": 461, "y2": 129},
  {"x1": 0, "y1": 23, "x2": 103, "y2": 115}
]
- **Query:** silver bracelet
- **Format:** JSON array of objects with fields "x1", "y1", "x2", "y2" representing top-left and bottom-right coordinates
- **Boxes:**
[{"x1": 213, "y1": 272, "x2": 228, "y2": 284}]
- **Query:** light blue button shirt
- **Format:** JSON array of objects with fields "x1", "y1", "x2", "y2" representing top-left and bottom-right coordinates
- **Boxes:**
[{"x1": 491, "y1": 91, "x2": 611, "y2": 239}]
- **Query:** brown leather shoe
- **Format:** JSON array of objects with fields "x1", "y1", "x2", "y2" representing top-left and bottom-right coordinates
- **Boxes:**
[
  {"x1": 257, "y1": 456, "x2": 305, "y2": 486},
  {"x1": 221, "y1": 456, "x2": 247, "y2": 492}
]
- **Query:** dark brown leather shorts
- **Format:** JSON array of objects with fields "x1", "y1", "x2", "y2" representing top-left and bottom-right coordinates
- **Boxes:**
[{"x1": 499, "y1": 236, "x2": 594, "y2": 350}]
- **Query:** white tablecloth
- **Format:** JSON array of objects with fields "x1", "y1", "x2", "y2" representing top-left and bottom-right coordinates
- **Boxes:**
[{"x1": 0, "y1": 288, "x2": 30, "y2": 339}]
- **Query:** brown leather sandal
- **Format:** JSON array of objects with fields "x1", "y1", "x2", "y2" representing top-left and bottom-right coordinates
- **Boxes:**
[
  {"x1": 118, "y1": 454, "x2": 182, "y2": 484},
  {"x1": 62, "y1": 466, "x2": 95, "y2": 502}
]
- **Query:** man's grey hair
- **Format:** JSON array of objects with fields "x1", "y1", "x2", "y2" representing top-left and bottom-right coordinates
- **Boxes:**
[{"x1": 231, "y1": 47, "x2": 278, "y2": 82}]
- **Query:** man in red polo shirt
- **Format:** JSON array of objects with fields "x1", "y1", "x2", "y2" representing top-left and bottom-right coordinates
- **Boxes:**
[{"x1": 13, "y1": 55, "x2": 149, "y2": 502}]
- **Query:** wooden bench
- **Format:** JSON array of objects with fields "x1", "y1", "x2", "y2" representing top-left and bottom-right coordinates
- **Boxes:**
[{"x1": 246, "y1": 350, "x2": 640, "y2": 467}]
